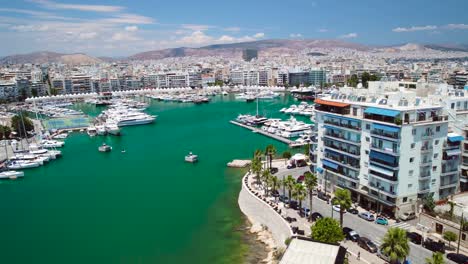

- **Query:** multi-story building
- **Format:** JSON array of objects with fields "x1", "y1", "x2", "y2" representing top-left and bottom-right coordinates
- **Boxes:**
[
  {"x1": 0, "y1": 81, "x2": 17, "y2": 101},
  {"x1": 71, "y1": 74, "x2": 92, "y2": 93},
  {"x1": 308, "y1": 69, "x2": 326, "y2": 87},
  {"x1": 242, "y1": 49, "x2": 258, "y2": 62},
  {"x1": 259, "y1": 70, "x2": 269, "y2": 86},
  {"x1": 312, "y1": 88, "x2": 458, "y2": 217}
]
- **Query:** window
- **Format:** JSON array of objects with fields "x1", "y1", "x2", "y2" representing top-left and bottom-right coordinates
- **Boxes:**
[
  {"x1": 434, "y1": 153, "x2": 439, "y2": 159},
  {"x1": 408, "y1": 184, "x2": 413, "y2": 188},
  {"x1": 409, "y1": 170, "x2": 414, "y2": 176},
  {"x1": 411, "y1": 143, "x2": 415, "y2": 149},
  {"x1": 365, "y1": 137, "x2": 370, "y2": 142},
  {"x1": 435, "y1": 140, "x2": 439, "y2": 145},
  {"x1": 365, "y1": 150, "x2": 369, "y2": 155},
  {"x1": 436, "y1": 126, "x2": 440, "y2": 132},
  {"x1": 353, "y1": 108, "x2": 358, "y2": 116},
  {"x1": 403, "y1": 197, "x2": 408, "y2": 203},
  {"x1": 410, "y1": 157, "x2": 414, "y2": 163},
  {"x1": 451, "y1": 103, "x2": 455, "y2": 109},
  {"x1": 412, "y1": 129, "x2": 416, "y2": 135},
  {"x1": 433, "y1": 166, "x2": 437, "y2": 171},
  {"x1": 463, "y1": 233, "x2": 466, "y2": 241},
  {"x1": 366, "y1": 124, "x2": 370, "y2": 130}
]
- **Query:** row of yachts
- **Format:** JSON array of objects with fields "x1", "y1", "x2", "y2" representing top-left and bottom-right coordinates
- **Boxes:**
[
  {"x1": 235, "y1": 91, "x2": 281, "y2": 102},
  {"x1": 236, "y1": 115, "x2": 313, "y2": 139},
  {"x1": 280, "y1": 102, "x2": 315, "y2": 117},
  {"x1": 147, "y1": 94, "x2": 211, "y2": 104}
]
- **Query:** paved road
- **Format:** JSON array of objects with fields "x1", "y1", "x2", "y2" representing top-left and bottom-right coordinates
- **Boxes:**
[{"x1": 273, "y1": 166, "x2": 455, "y2": 264}]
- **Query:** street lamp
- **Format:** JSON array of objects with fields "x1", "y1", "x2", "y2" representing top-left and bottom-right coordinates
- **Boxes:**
[{"x1": 452, "y1": 202, "x2": 466, "y2": 254}]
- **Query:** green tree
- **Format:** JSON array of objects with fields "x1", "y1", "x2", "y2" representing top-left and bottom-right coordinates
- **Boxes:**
[
  {"x1": 425, "y1": 252, "x2": 445, "y2": 264},
  {"x1": 282, "y1": 151, "x2": 292, "y2": 165},
  {"x1": 0, "y1": 125, "x2": 12, "y2": 139},
  {"x1": 332, "y1": 189, "x2": 352, "y2": 227},
  {"x1": 284, "y1": 175, "x2": 296, "y2": 205},
  {"x1": 303, "y1": 143, "x2": 310, "y2": 158},
  {"x1": 268, "y1": 175, "x2": 280, "y2": 195},
  {"x1": 423, "y1": 193, "x2": 436, "y2": 213},
  {"x1": 448, "y1": 200, "x2": 456, "y2": 220},
  {"x1": 361, "y1": 72, "x2": 371, "y2": 88},
  {"x1": 251, "y1": 150, "x2": 263, "y2": 186},
  {"x1": 261, "y1": 169, "x2": 271, "y2": 196},
  {"x1": 265, "y1": 144, "x2": 277, "y2": 170},
  {"x1": 311, "y1": 217, "x2": 344, "y2": 244},
  {"x1": 11, "y1": 113, "x2": 34, "y2": 136},
  {"x1": 293, "y1": 183, "x2": 307, "y2": 211},
  {"x1": 369, "y1": 74, "x2": 380, "y2": 82},
  {"x1": 380, "y1": 228, "x2": 410, "y2": 263},
  {"x1": 31, "y1": 88, "x2": 38, "y2": 97},
  {"x1": 304, "y1": 171, "x2": 318, "y2": 221},
  {"x1": 347, "y1": 74, "x2": 358, "y2": 87},
  {"x1": 443, "y1": 231, "x2": 457, "y2": 249}
]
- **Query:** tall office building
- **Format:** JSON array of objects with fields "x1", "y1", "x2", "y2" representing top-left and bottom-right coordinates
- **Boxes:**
[{"x1": 242, "y1": 49, "x2": 258, "y2": 62}]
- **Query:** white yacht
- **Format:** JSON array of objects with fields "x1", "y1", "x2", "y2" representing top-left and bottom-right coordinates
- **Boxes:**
[
  {"x1": 105, "y1": 122, "x2": 121, "y2": 135},
  {"x1": 7, "y1": 160, "x2": 41, "y2": 169},
  {"x1": 87, "y1": 126, "x2": 97, "y2": 137},
  {"x1": 96, "y1": 125, "x2": 107, "y2": 135},
  {"x1": 185, "y1": 152, "x2": 198, "y2": 163},
  {"x1": 110, "y1": 114, "x2": 156, "y2": 127},
  {"x1": 0, "y1": 170, "x2": 24, "y2": 179},
  {"x1": 40, "y1": 140, "x2": 65, "y2": 148}
]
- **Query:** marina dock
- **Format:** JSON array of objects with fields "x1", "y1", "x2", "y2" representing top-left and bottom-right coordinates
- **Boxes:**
[
  {"x1": 227, "y1": 159, "x2": 251, "y2": 168},
  {"x1": 229, "y1": 120, "x2": 307, "y2": 148}
]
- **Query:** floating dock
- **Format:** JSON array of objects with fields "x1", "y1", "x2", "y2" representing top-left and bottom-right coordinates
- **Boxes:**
[{"x1": 229, "y1": 120, "x2": 307, "y2": 148}]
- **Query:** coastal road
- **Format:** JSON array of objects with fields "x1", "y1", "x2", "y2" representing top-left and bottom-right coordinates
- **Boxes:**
[{"x1": 273, "y1": 166, "x2": 455, "y2": 264}]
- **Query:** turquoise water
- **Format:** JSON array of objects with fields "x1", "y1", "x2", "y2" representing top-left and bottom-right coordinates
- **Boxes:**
[{"x1": 0, "y1": 95, "x2": 304, "y2": 264}]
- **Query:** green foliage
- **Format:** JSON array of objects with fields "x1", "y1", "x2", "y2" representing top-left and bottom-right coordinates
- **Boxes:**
[
  {"x1": 423, "y1": 193, "x2": 436, "y2": 213},
  {"x1": 361, "y1": 72, "x2": 370, "y2": 88},
  {"x1": 31, "y1": 88, "x2": 38, "y2": 97},
  {"x1": 282, "y1": 151, "x2": 292, "y2": 160},
  {"x1": 285, "y1": 237, "x2": 292, "y2": 246},
  {"x1": 425, "y1": 252, "x2": 445, "y2": 264},
  {"x1": 268, "y1": 175, "x2": 280, "y2": 193},
  {"x1": 284, "y1": 175, "x2": 295, "y2": 205},
  {"x1": 11, "y1": 113, "x2": 34, "y2": 136},
  {"x1": 0, "y1": 125, "x2": 12, "y2": 139},
  {"x1": 369, "y1": 74, "x2": 380, "y2": 82},
  {"x1": 443, "y1": 230, "x2": 457, "y2": 249},
  {"x1": 265, "y1": 144, "x2": 277, "y2": 169},
  {"x1": 304, "y1": 171, "x2": 317, "y2": 220},
  {"x1": 311, "y1": 217, "x2": 344, "y2": 244},
  {"x1": 50, "y1": 88, "x2": 59, "y2": 96},
  {"x1": 347, "y1": 74, "x2": 358, "y2": 87},
  {"x1": 293, "y1": 183, "x2": 307, "y2": 209},
  {"x1": 448, "y1": 201, "x2": 455, "y2": 220},
  {"x1": 251, "y1": 149, "x2": 263, "y2": 185},
  {"x1": 303, "y1": 143, "x2": 310, "y2": 157},
  {"x1": 380, "y1": 228, "x2": 410, "y2": 263},
  {"x1": 333, "y1": 189, "x2": 352, "y2": 227}
]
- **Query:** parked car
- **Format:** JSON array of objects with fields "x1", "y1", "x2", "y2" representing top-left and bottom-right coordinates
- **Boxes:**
[
  {"x1": 359, "y1": 212, "x2": 375, "y2": 221},
  {"x1": 270, "y1": 167, "x2": 279, "y2": 174},
  {"x1": 343, "y1": 227, "x2": 360, "y2": 242},
  {"x1": 317, "y1": 192, "x2": 330, "y2": 202},
  {"x1": 289, "y1": 200, "x2": 299, "y2": 210},
  {"x1": 447, "y1": 253, "x2": 468, "y2": 264},
  {"x1": 377, "y1": 249, "x2": 402, "y2": 263},
  {"x1": 347, "y1": 208, "x2": 359, "y2": 214},
  {"x1": 399, "y1": 211, "x2": 416, "y2": 221},
  {"x1": 423, "y1": 238, "x2": 445, "y2": 253},
  {"x1": 333, "y1": 205, "x2": 345, "y2": 213},
  {"x1": 296, "y1": 175, "x2": 305, "y2": 183},
  {"x1": 279, "y1": 195, "x2": 289, "y2": 203},
  {"x1": 375, "y1": 217, "x2": 388, "y2": 225},
  {"x1": 357, "y1": 237, "x2": 378, "y2": 253},
  {"x1": 296, "y1": 160, "x2": 308, "y2": 167},
  {"x1": 311, "y1": 212, "x2": 323, "y2": 222},
  {"x1": 271, "y1": 190, "x2": 280, "y2": 197},
  {"x1": 406, "y1": 232, "x2": 422, "y2": 245},
  {"x1": 300, "y1": 207, "x2": 311, "y2": 217}
]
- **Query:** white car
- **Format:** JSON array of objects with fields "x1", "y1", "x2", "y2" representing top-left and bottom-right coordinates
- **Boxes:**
[{"x1": 333, "y1": 205, "x2": 346, "y2": 213}]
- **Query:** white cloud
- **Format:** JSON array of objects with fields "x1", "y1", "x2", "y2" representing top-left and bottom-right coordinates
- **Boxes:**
[
  {"x1": 339, "y1": 32, "x2": 358, "y2": 39},
  {"x1": 218, "y1": 35, "x2": 235, "y2": 42},
  {"x1": 317, "y1": 28, "x2": 328, "y2": 33},
  {"x1": 253, "y1": 32, "x2": 265, "y2": 38},
  {"x1": 181, "y1": 24, "x2": 213, "y2": 31},
  {"x1": 177, "y1": 30, "x2": 213, "y2": 45},
  {"x1": 78, "y1": 32, "x2": 97, "y2": 40},
  {"x1": 10, "y1": 24, "x2": 49, "y2": 32},
  {"x1": 289, "y1": 33, "x2": 302, "y2": 38},
  {"x1": 30, "y1": 0, "x2": 125, "y2": 13},
  {"x1": 392, "y1": 25, "x2": 437, "y2": 32},
  {"x1": 223, "y1": 27, "x2": 241, "y2": 32},
  {"x1": 111, "y1": 32, "x2": 140, "y2": 41},
  {"x1": 445, "y1": 24, "x2": 468, "y2": 30},
  {"x1": 125, "y1": 25, "x2": 138, "y2": 32},
  {"x1": 102, "y1": 14, "x2": 154, "y2": 25}
]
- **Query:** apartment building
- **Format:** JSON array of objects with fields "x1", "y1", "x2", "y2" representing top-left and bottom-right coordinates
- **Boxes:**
[{"x1": 312, "y1": 88, "x2": 458, "y2": 217}]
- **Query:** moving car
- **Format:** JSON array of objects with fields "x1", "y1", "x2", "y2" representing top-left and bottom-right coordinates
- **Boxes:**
[
  {"x1": 289, "y1": 200, "x2": 299, "y2": 210},
  {"x1": 347, "y1": 208, "x2": 359, "y2": 214},
  {"x1": 400, "y1": 211, "x2": 416, "y2": 221},
  {"x1": 279, "y1": 195, "x2": 289, "y2": 203},
  {"x1": 343, "y1": 227, "x2": 360, "y2": 242},
  {"x1": 359, "y1": 212, "x2": 375, "y2": 221},
  {"x1": 375, "y1": 217, "x2": 388, "y2": 225},
  {"x1": 296, "y1": 159, "x2": 308, "y2": 167},
  {"x1": 357, "y1": 237, "x2": 378, "y2": 253},
  {"x1": 406, "y1": 232, "x2": 422, "y2": 245},
  {"x1": 270, "y1": 167, "x2": 279, "y2": 174},
  {"x1": 423, "y1": 238, "x2": 445, "y2": 253},
  {"x1": 317, "y1": 192, "x2": 330, "y2": 202},
  {"x1": 311, "y1": 212, "x2": 323, "y2": 222},
  {"x1": 447, "y1": 253, "x2": 468, "y2": 264}
]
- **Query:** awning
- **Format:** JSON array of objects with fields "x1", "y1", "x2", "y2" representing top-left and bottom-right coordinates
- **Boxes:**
[
  {"x1": 370, "y1": 150, "x2": 396, "y2": 164},
  {"x1": 322, "y1": 159, "x2": 339, "y2": 170},
  {"x1": 316, "y1": 167, "x2": 324, "y2": 173},
  {"x1": 364, "y1": 107, "x2": 400, "y2": 117},
  {"x1": 448, "y1": 133, "x2": 464, "y2": 143},
  {"x1": 445, "y1": 149, "x2": 461, "y2": 156},
  {"x1": 369, "y1": 164, "x2": 394, "y2": 177},
  {"x1": 372, "y1": 123, "x2": 400, "y2": 133},
  {"x1": 314, "y1": 98, "x2": 350, "y2": 108}
]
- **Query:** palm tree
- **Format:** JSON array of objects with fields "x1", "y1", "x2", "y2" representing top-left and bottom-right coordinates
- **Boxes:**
[
  {"x1": 425, "y1": 252, "x2": 444, "y2": 264},
  {"x1": 332, "y1": 189, "x2": 352, "y2": 227},
  {"x1": 265, "y1": 144, "x2": 277, "y2": 170},
  {"x1": 251, "y1": 150, "x2": 263, "y2": 186},
  {"x1": 284, "y1": 175, "x2": 295, "y2": 205},
  {"x1": 304, "y1": 171, "x2": 318, "y2": 221},
  {"x1": 293, "y1": 183, "x2": 307, "y2": 211},
  {"x1": 269, "y1": 175, "x2": 280, "y2": 196},
  {"x1": 261, "y1": 169, "x2": 271, "y2": 195},
  {"x1": 380, "y1": 228, "x2": 410, "y2": 264}
]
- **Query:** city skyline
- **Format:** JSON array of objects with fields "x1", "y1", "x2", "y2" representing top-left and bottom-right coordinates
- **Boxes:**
[{"x1": 0, "y1": 0, "x2": 468, "y2": 56}]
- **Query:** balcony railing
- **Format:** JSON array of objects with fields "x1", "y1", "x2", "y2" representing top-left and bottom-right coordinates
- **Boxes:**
[
  {"x1": 323, "y1": 119, "x2": 361, "y2": 131},
  {"x1": 370, "y1": 158, "x2": 399, "y2": 168},
  {"x1": 421, "y1": 147, "x2": 433, "y2": 153},
  {"x1": 368, "y1": 182, "x2": 397, "y2": 197},
  {"x1": 371, "y1": 144, "x2": 399, "y2": 155},
  {"x1": 324, "y1": 142, "x2": 360, "y2": 157},
  {"x1": 420, "y1": 160, "x2": 433, "y2": 166},
  {"x1": 323, "y1": 154, "x2": 360, "y2": 169},
  {"x1": 419, "y1": 172, "x2": 431, "y2": 179},
  {"x1": 324, "y1": 131, "x2": 361, "y2": 144},
  {"x1": 419, "y1": 186, "x2": 430, "y2": 193},
  {"x1": 370, "y1": 130, "x2": 399, "y2": 140}
]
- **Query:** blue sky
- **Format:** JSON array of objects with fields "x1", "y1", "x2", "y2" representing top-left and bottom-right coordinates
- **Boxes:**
[{"x1": 0, "y1": 0, "x2": 467, "y2": 56}]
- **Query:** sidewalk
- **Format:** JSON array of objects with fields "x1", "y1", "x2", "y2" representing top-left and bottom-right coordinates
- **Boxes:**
[{"x1": 342, "y1": 240, "x2": 385, "y2": 264}]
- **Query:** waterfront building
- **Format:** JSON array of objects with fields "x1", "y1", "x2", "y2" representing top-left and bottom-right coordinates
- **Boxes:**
[
  {"x1": 312, "y1": 86, "x2": 459, "y2": 217},
  {"x1": 0, "y1": 80, "x2": 18, "y2": 100},
  {"x1": 71, "y1": 74, "x2": 92, "y2": 93},
  {"x1": 308, "y1": 69, "x2": 326, "y2": 87}
]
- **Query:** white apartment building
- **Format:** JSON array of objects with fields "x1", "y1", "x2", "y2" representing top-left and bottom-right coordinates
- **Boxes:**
[
  {"x1": 312, "y1": 87, "x2": 460, "y2": 217},
  {"x1": 71, "y1": 74, "x2": 92, "y2": 93}
]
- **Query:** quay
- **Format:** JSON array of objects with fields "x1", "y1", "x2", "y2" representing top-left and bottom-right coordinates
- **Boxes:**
[
  {"x1": 227, "y1": 159, "x2": 251, "y2": 168},
  {"x1": 229, "y1": 120, "x2": 307, "y2": 148}
]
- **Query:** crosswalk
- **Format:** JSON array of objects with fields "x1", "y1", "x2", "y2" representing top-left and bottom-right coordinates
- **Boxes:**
[{"x1": 389, "y1": 222, "x2": 412, "y2": 231}]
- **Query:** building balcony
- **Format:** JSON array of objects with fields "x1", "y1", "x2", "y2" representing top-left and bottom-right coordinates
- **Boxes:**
[
  {"x1": 419, "y1": 186, "x2": 431, "y2": 193},
  {"x1": 369, "y1": 159, "x2": 399, "y2": 169},
  {"x1": 413, "y1": 115, "x2": 449, "y2": 125},
  {"x1": 323, "y1": 132, "x2": 361, "y2": 146},
  {"x1": 421, "y1": 147, "x2": 434, "y2": 154},
  {"x1": 325, "y1": 169, "x2": 360, "y2": 183},
  {"x1": 323, "y1": 119, "x2": 361, "y2": 132},
  {"x1": 370, "y1": 144, "x2": 399, "y2": 156},
  {"x1": 419, "y1": 172, "x2": 431, "y2": 180},
  {"x1": 370, "y1": 130, "x2": 400, "y2": 141},
  {"x1": 368, "y1": 182, "x2": 397, "y2": 198},
  {"x1": 323, "y1": 155, "x2": 360, "y2": 170},
  {"x1": 440, "y1": 182, "x2": 458, "y2": 189},
  {"x1": 323, "y1": 142, "x2": 360, "y2": 159},
  {"x1": 369, "y1": 173, "x2": 398, "y2": 184},
  {"x1": 420, "y1": 160, "x2": 433, "y2": 167},
  {"x1": 367, "y1": 190, "x2": 397, "y2": 205}
]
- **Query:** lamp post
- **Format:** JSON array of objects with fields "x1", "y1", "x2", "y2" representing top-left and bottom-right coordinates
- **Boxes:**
[{"x1": 452, "y1": 202, "x2": 466, "y2": 254}]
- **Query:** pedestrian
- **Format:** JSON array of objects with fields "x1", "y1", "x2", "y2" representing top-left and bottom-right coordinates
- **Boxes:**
[{"x1": 357, "y1": 251, "x2": 360, "y2": 260}]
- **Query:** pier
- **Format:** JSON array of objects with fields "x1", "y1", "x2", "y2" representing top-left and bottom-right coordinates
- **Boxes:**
[{"x1": 229, "y1": 121, "x2": 307, "y2": 148}]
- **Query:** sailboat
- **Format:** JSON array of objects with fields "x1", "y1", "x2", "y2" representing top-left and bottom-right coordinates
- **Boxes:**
[
  {"x1": 1, "y1": 135, "x2": 25, "y2": 178},
  {"x1": 251, "y1": 97, "x2": 268, "y2": 125}
]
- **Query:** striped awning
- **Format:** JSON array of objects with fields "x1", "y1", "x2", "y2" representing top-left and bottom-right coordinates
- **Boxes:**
[
  {"x1": 322, "y1": 160, "x2": 339, "y2": 170},
  {"x1": 372, "y1": 123, "x2": 400, "y2": 133},
  {"x1": 365, "y1": 107, "x2": 400, "y2": 117}
]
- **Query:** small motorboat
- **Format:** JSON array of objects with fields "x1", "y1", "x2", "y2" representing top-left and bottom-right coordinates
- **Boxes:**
[
  {"x1": 185, "y1": 152, "x2": 198, "y2": 163},
  {"x1": 0, "y1": 170, "x2": 24, "y2": 179},
  {"x1": 98, "y1": 143, "x2": 112, "y2": 152}
]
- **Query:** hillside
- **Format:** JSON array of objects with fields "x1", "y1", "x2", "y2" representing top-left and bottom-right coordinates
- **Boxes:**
[{"x1": 0, "y1": 51, "x2": 102, "y2": 65}]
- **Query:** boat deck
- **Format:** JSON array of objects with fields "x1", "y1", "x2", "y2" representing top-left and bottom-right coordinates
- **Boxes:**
[{"x1": 229, "y1": 120, "x2": 307, "y2": 148}]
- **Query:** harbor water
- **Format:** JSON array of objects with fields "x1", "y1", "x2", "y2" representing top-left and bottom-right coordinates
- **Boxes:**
[{"x1": 0, "y1": 94, "x2": 307, "y2": 264}]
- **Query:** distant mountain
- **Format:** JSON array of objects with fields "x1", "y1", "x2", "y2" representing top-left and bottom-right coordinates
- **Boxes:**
[
  {"x1": 127, "y1": 39, "x2": 370, "y2": 60},
  {"x1": 0, "y1": 51, "x2": 102, "y2": 65},
  {"x1": 423, "y1": 43, "x2": 468, "y2": 52},
  {"x1": 379, "y1": 43, "x2": 468, "y2": 53}
]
